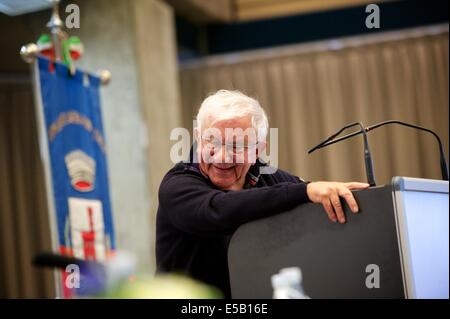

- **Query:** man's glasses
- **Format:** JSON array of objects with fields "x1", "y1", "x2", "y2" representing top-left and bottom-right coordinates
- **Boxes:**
[{"x1": 201, "y1": 137, "x2": 258, "y2": 156}]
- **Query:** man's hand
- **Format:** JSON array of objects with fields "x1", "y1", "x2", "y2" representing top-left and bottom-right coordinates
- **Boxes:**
[{"x1": 306, "y1": 181, "x2": 370, "y2": 224}]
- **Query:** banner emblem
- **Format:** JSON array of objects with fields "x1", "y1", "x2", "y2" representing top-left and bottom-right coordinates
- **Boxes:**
[{"x1": 65, "y1": 150, "x2": 95, "y2": 192}]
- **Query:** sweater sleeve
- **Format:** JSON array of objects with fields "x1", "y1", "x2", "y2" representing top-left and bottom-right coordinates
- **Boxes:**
[{"x1": 158, "y1": 172, "x2": 310, "y2": 237}]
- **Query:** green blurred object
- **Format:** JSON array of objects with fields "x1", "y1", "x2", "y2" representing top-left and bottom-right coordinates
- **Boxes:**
[
  {"x1": 35, "y1": 34, "x2": 84, "y2": 73},
  {"x1": 102, "y1": 273, "x2": 223, "y2": 299},
  {"x1": 37, "y1": 34, "x2": 52, "y2": 50}
]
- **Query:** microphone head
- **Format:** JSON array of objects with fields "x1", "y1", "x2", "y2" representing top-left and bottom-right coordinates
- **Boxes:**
[
  {"x1": 33, "y1": 252, "x2": 107, "y2": 296},
  {"x1": 33, "y1": 252, "x2": 89, "y2": 270},
  {"x1": 32, "y1": 251, "x2": 137, "y2": 297}
]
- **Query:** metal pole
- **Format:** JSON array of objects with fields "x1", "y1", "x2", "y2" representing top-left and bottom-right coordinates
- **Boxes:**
[{"x1": 46, "y1": 0, "x2": 63, "y2": 61}]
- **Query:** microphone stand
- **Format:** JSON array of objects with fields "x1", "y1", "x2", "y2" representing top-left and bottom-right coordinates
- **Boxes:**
[{"x1": 309, "y1": 120, "x2": 449, "y2": 182}]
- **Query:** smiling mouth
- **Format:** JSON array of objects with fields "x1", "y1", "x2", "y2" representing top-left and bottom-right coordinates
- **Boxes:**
[{"x1": 213, "y1": 164, "x2": 235, "y2": 171}]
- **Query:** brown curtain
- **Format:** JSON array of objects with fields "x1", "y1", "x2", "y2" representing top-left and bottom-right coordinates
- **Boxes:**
[
  {"x1": 179, "y1": 30, "x2": 449, "y2": 185},
  {"x1": 0, "y1": 81, "x2": 54, "y2": 298}
]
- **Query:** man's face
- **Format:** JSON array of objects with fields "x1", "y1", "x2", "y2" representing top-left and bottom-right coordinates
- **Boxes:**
[{"x1": 198, "y1": 117, "x2": 259, "y2": 191}]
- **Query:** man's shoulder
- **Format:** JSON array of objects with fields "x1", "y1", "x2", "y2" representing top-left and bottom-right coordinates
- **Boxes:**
[
  {"x1": 164, "y1": 161, "x2": 189, "y2": 175},
  {"x1": 161, "y1": 162, "x2": 205, "y2": 186}
]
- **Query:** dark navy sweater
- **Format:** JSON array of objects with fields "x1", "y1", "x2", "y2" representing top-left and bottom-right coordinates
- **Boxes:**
[{"x1": 156, "y1": 160, "x2": 310, "y2": 298}]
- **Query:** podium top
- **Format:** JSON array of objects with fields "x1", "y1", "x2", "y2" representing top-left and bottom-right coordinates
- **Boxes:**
[{"x1": 392, "y1": 176, "x2": 449, "y2": 193}]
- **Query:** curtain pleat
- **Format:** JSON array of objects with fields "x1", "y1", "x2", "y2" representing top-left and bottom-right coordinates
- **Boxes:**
[{"x1": 0, "y1": 83, "x2": 54, "y2": 298}]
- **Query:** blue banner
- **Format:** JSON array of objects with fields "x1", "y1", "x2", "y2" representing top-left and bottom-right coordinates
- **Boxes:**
[{"x1": 37, "y1": 56, "x2": 115, "y2": 264}]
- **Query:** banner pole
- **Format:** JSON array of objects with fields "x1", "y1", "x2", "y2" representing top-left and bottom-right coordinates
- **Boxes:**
[{"x1": 46, "y1": 0, "x2": 63, "y2": 61}]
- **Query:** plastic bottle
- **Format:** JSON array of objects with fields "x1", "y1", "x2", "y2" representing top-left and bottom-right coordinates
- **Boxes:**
[{"x1": 271, "y1": 267, "x2": 310, "y2": 299}]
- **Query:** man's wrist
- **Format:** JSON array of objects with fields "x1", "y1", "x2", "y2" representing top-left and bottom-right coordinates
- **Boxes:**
[{"x1": 287, "y1": 183, "x2": 311, "y2": 205}]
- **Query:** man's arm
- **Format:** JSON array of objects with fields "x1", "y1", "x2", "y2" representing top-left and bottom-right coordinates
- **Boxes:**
[{"x1": 158, "y1": 173, "x2": 309, "y2": 237}]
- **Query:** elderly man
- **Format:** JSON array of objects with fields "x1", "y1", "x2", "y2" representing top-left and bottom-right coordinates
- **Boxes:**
[{"x1": 156, "y1": 90, "x2": 369, "y2": 298}]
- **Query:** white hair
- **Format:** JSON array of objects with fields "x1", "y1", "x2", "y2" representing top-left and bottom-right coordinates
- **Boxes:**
[{"x1": 196, "y1": 90, "x2": 269, "y2": 142}]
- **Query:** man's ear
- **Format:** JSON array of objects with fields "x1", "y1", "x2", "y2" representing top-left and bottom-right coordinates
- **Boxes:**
[
  {"x1": 192, "y1": 127, "x2": 200, "y2": 163},
  {"x1": 256, "y1": 141, "x2": 267, "y2": 157},
  {"x1": 193, "y1": 127, "x2": 199, "y2": 138},
  {"x1": 193, "y1": 127, "x2": 200, "y2": 147}
]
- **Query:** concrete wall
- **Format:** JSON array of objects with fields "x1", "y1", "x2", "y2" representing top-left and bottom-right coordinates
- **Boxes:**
[
  {"x1": 69, "y1": 0, "x2": 154, "y2": 274},
  {"x1": 132, "y1": 0, "x2": 183, "y2": 260}
]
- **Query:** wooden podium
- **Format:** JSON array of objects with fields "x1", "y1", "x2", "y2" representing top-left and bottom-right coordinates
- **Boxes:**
[{"x1": 228, "y1": 177, "x2": 449, "y2": 299}]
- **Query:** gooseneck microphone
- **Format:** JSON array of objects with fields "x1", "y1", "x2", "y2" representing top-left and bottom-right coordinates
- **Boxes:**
[
  {"x1": 308, "y1": 120, "x2": 449, "y2": 183},
  {"x1": 308, "y1": 122, "x2": 363, "y2": 154},
  {"x1": 308, "y1": 122, "x2": 376, "y2": 186},
  {"x1": 365, "y1": 120, "x2": 448, "y2": 181}
]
